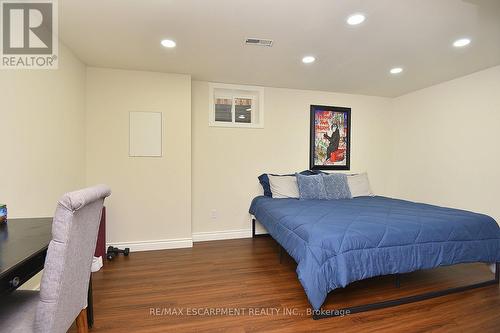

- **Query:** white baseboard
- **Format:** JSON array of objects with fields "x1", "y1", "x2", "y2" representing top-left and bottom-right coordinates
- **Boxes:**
[
  {"x1": 106, "y1": 238, "x2": 193, "y2": 252},
  {"x1": 192, "y1": 229, "x2": 252, "y2": 242},
  {"x1": 106, "y1": 229, "x2": 255, "y2": 251}
]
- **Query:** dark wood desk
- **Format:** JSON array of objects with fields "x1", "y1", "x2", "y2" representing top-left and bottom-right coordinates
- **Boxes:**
[
  {"x1": 0, "y1": 218, "x2": 94, "y2": 327},
  {"x1": 0, "y1": 218, "x2": 52, "y2": 294}
]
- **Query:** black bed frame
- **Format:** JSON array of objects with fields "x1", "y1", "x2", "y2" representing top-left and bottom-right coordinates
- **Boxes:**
[{"x1": 251, "y1": 218, "x2": 500, "y2": 320}]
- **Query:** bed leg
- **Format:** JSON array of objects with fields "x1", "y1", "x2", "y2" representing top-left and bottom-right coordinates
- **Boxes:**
[
  {"x1": 252, "y1": 218, "x2": 256, "y2": 238},
  {"x1": 496, "y1": 263, "x2": 499, "y2": 283},
  {"x1": 279, "y1": 245, "x2": 283, "y2": 264},
  {"x1": 395, "y1": 274, "x2": 401, "y2": 288}
]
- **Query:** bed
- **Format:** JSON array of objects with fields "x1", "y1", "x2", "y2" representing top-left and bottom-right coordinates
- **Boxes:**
[{"x1": 249, "y1": 195, "x2": 500, "y2": 318}]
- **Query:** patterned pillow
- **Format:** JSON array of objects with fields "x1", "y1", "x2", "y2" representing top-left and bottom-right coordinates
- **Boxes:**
[
  {"x1": 296, "y1": 173, "x2": 327, "y2": 200},
  {"x1": 322, "y1": 173, "x2": 352, "y2": 200}
]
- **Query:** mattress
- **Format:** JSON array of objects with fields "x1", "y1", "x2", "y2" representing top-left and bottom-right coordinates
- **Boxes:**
[{"x1": 249, "y1": 196, "x2": 500, "y2": 309}]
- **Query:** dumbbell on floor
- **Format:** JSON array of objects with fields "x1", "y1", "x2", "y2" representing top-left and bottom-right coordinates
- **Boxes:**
[{"x1": 106, "y1": 246, "x2": 130, "y2": 260}]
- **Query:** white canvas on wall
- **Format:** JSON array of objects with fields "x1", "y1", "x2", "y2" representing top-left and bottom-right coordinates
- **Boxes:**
[{"x1": 129, "y1": 111, "x2": 162, "y2": 157}]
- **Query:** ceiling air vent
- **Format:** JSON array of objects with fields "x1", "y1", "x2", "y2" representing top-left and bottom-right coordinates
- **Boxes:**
[{"x1": 245, "y1": 38, "x2": 273, "y2": 47}]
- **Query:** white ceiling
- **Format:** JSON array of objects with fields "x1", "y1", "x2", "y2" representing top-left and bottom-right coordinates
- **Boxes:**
[{"x1": 60, "y1": 0, "x2": 500, "y2": 97}]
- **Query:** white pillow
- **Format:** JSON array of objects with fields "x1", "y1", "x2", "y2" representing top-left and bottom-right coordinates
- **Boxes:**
[
  {"x1": 347, "y1": 172, "x2": 374, "y2": 197},
  {"x1": 268, "y1": 175, "x2": 299, "y2": 198}
]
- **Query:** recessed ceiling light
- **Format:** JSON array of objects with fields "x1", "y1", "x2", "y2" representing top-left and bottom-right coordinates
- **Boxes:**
[
  {"x1": 238, "y1": 115, "x2": 246, "y2": 119},
  {"x1": 302, "y1": 56, "x2": 316, "y2": 64},
  {"x1": 161, "y1": 39, "x2": 176, "y2": 48},
  {"x1": 347, "y1": 14, "x2": 366, "y2": 25},
  {"x1": 390, "y1": 67, "x2": 403, "y2": 74},
  {"x1": 453, "y1": 38, "x2": 471, "y2": 48}
]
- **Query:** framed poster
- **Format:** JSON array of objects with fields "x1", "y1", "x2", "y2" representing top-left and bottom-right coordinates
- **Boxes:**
[{"x1": 310, "y1": 105, "x2": 351, "y2": 170}]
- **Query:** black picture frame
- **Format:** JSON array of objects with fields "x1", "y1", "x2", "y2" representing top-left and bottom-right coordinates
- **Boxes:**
[{"x1": 309, "y1": 105, "x2": 351, "y2": 170}]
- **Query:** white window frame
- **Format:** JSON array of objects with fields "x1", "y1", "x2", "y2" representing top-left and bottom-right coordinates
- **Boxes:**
[{"x1": 209, "y1": 83, "x2": 264, "y2": 128}]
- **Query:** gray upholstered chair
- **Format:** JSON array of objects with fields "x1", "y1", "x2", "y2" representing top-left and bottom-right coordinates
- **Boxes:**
[{"x1": 0, "y1": 185, "x2": 111, "y2": 333}]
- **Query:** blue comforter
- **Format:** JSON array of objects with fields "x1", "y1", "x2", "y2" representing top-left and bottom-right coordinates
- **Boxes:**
[{"x1": 249, "y1": 196, "x2": 500, "y2": 309}]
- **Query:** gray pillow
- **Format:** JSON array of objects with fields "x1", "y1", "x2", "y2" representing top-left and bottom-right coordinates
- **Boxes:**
[
  {"x1": 322, "y1": 173, "x2": 352, "y2": 200},
  {"x1": 347, "y1": 172, "x2": 374, "y2": 197},
  {"x1": 296, "y1": 173, "x2": 327, "y2": 200},
  {"x1": 268, "y1": 175, "x2": 299, "y2": 198}
]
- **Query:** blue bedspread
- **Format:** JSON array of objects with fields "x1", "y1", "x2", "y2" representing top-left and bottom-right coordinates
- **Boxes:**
[{"x1": 249, "y1": 196, "x2": 500, "y2": 309}]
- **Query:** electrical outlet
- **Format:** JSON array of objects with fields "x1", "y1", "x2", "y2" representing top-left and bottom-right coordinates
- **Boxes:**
[{"x1": 210, "y1": 209, "x2": 217, "y2": 219}]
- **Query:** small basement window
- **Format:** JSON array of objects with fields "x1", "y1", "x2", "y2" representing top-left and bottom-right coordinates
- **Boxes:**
[{"x1": 209, "y1": 83, "x2": 264, "y2": 128}]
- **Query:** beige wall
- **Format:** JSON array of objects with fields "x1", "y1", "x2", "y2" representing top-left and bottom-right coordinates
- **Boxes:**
[
  {"x1": 85, "y1": 68, "x2": 192, "y2": 246},
  {"x1": 192, "y1": 81, "x2": 393, "y2": 234},
  {"x1": 0, "y1": 44, "x2": 86, "y2": 217},
  {"x1": 389, "y1": 65, "x2": 500, "y2": 223}
]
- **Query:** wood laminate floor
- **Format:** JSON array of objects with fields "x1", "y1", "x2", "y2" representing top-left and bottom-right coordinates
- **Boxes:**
[{"x1": 70, "y1": 237, "x2": 499, "y2": 333}]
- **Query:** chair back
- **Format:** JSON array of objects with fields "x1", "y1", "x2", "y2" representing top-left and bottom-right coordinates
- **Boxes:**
[{"x1": 35, "y1": 185, "x2": 111, "y2": 333}]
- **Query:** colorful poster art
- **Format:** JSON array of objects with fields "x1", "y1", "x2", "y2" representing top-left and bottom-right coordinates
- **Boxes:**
[{"x1": 309, "y1": 105, "x2": 351, "y2": 170}]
